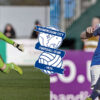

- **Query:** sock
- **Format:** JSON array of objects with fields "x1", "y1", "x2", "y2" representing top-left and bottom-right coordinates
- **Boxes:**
[
  {"x1": 1, "y1": 63, "x2": 15, "y2": 73},
  {"x1": 3, "y1": 64, "x2": 10, "y2": 73},
  {"x1": 90, "y1": 78, "x2": 100, "y2": 100},
  {"x1": 0, "y1": 57, "x2": 11, "y2": 73},
  {"x1": 90, "y1": 91, "x2": 99, "y2": 100}
]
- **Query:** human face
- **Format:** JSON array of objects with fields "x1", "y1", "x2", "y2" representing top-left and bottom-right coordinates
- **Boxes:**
[
  {"x1": 6, "y1": 25, "x2": 11, "y2": 31},
  {"x1": 92, "y1": 18, "x2": 100, "y2": 28}
]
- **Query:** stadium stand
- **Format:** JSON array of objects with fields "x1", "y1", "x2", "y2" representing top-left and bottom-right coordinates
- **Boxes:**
[
  {"x1": 0, "y1": 0, "x2": 49, "y2": 5},
  {"x1": 66, "y1": 0, "x2": 100, "y2": 49}
]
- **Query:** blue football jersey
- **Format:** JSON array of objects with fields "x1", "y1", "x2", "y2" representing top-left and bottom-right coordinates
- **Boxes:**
[{"x1": 91, "y1": 27, "x2": 100, "y2": 66}]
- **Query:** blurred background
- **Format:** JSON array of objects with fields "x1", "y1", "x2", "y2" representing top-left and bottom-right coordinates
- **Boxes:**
[
  {"x1": 0, "y1": 0, "x2": 99, "y2": 100},
  {"x1": 50, "y1": 0, "x2": 99, "y2": 51}
]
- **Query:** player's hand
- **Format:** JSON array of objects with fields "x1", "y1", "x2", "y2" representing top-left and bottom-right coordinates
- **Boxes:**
[
  {"x1": 86, "y1": 26, "x2": 94, "y2": 34},
  {"x1": 13, "y1": 43, "x2": 24, "y2": 52}
]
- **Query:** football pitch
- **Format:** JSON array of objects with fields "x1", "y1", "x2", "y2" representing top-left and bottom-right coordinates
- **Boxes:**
[{"x1": 0, "y1": 66, "x2": 49, "y2": 100}]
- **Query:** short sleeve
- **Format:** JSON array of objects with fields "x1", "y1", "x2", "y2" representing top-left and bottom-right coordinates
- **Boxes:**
[{"x1": 93, "y1": 27, "x2": 100, "y2": 36}]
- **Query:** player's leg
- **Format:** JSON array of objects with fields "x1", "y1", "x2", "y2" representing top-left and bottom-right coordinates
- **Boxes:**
[
  {"x1": 0, "y1": 57, "x2": 23, "y2": 75},
  {"x1": 0, "y1": 57, "x2": 9, "y2": 73},
  {"x1": 90, "y1": 66, "x2": 100, "y2": 100},
  {"x1": 90, "y1": 66, "x2": 100, "y2": 87},
  {"x1": 86, "y1": 66, "x2": 100, "y2": 100},
  {"x1": 90, "y1": 77, "x2": 100, "y2": 100},
  {"x1": 86, "y1": 79, "x2": 100, "y2": 100},
  {"x1": 98, "y1": 95, "x2": 100, "y2": 100},
  {"x1": 6, "y1": 63, "x2": 23, "y2": 75}
]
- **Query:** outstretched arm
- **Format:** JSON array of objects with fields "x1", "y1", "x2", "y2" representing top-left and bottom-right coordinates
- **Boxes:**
[
  {"x1": 0, "y1": 32, "x2": 14, "y2": 45},
  {"x1": 0, "y1": 32, "x2": 24, "y2": 52}
]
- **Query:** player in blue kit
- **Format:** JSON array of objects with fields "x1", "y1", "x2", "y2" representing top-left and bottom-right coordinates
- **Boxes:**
[{"x1": 80, "y1": 17, "x2": 100, "y2": 100}]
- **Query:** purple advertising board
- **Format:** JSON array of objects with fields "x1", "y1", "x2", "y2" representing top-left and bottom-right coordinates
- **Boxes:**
[{"x1": 50, "y1": 50, "x2": 94, "y2": 100}]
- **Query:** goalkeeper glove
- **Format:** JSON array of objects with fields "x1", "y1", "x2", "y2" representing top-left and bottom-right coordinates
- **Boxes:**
[{"x1": 13, "y1": 42, "x2": 24, "y2": 52}]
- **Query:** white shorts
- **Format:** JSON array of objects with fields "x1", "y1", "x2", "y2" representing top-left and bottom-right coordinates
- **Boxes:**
[{"x1": 90, "y1": 65, "x2": 100, "y2": 87}]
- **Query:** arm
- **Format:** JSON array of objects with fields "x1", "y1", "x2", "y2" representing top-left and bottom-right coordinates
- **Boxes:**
[
  {"x1": 0, "y1": 32, "x2": 14, "y2": 45},
  {"x1": 80, "y1": 26, "x2": 94, "y2": 40},
  {"x1": 80, "y1": 31, "x2": 93, "y2": 39},
  {"x1": 0, "y1": 32, "x2": 24, "y2": 52}
]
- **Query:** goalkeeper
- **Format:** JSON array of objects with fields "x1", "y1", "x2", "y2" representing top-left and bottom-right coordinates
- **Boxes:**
[{"x1": 0, "y1": 32, "x2": 24, "y2": 75}]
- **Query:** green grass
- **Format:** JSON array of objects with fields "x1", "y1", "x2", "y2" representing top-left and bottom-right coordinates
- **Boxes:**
[{"x1": 0, "y1": 66, "x2": 50, "y2": 100}]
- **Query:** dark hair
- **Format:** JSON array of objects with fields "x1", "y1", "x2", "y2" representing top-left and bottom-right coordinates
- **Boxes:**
[
  {"x1": 93, "y1": 16, "x2": 100, "y2": 19},
  {"x1": 4, "y1": 24, "x2": 16, "y2": 38},
  {"x1": 35, "y1": 20, "x2": 40, "y2": 25},
  {"x1": 4, "y1": 24, "x2": 15, "y2": 32}
]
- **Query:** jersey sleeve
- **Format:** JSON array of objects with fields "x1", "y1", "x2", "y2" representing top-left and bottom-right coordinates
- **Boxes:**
[
  {"x1": 0, "y1": 32, "x2": 14, "y2": 45},
  {"x1": 93, "y1": 27, "x2": 100, "y2": 36}
]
